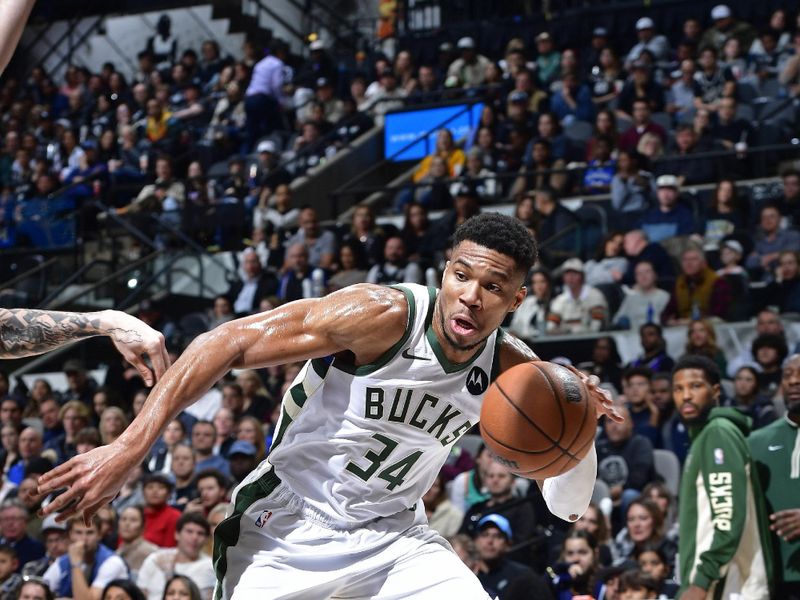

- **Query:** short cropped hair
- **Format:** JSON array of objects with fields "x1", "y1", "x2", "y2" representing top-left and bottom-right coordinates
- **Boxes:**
[
  {"x1": 452, "y1": 213, "x2": 537, "y2": 274},
  {"x1": 623, "y1": 367, "x2": 653, "y2": 383},
  {"x1": 176, "y1": 511, "x2": 211, "y2": 536},
  {"x1": 672, "y1": 355, "x2": 721, "y2": 385}
]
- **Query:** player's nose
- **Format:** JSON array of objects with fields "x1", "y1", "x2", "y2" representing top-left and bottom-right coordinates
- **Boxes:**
[{"x1": 459, "y1": 281, "x2": 481, "y2": 308}]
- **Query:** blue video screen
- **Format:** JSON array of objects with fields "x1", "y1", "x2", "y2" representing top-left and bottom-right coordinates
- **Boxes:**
[{"x1": 383, "y1": 102, "x2": 484, "y2": 161}]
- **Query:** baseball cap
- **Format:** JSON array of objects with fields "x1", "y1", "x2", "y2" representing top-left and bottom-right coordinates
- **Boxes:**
[
  {"x1": 62, "y1": 359, "x2": 86, "y2": 374},
  {"x1": 316, "y1": 76, "x2": 331, "y2": 88},
  {"x1": 309, "y1": 39, "x2": 326, "y2": 51},
  {"x1": 457, "y1": 37, "x2": 476, "y2": 50},
  {"x1": 559, "y1": 257, "x2": 585, "y2": 275},
  {"x1": 656, "y1": 174, "x2": 679, "y2": 189},
  {"x1": 508, "y1": 90, "x2": 529, "y2": 104},
  {"x1": 228, "y1": 440, "x2": 256, "y2": 457},
  {"x1": 41, "y1": 514, "x2": 67, "y2": 533},
  {"x1": 257, "y1": 140, "x2": 277, "y2": 154},
  {"x1": 80, "y1": 140, "x2": 98, "y2": 151},
  {"x1": 535, "y1": 32, "x2": 552, "y2": 43},
  {"x1": 478, "y1": 514, "x2": 513, "y2": 539},
  {"x1": 635, "y1": 17, "x2": 655, "y2": 31},
  {"x1": 438, "y1": 42, "x2": 454, "y2": 53},
  {"x1": 711, "y1": 4, "x2": 731, "y2": 20},
  {"x1": 593, "y1": 27, "x2": 609, "y2": 37},
  {"x1": 722, "y1": 239, "x2": 743, "y2": 254}
]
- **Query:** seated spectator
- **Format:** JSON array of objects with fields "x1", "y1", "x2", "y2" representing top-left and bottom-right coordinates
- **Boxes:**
[
  {"x1": 752, "y1": 333, "x2": 789, "y2": 397},
  {"x1": 641, "y1": 174, "x2": 695, "y2": 242},
  {"x1": 137, "y1": 513, "x2": 214, "y2": 600},
  {"x1": 529, "y1": 111, "x2": 570, "y2": 162},
  {"x1": 116, "y1": 506, "x2": 158, "y2": 584},
  {"x1": 17, "y1": 578, "x2": 53, "y2": 600},
  {"x1": 452, "y1": 148, "x2": 498, "y2": 201},
  {"x1": 727, "y1": 308, "x2": 786, "y2": 378},
  {"x1": 22, "y1": 514, "x2": 67, "y2": 579},
  {"x1": 250, "y1": 142, "x2": 291, "y2": 204},
  {"x1": 507, "y1": 69, "x2": 548, "y2": 115},
  {"x1": 142, "y1": 473, "x2": 181, "y2": 549},
  {"x1": 700, "y1": 4, "x2": 756, "y2": 55},
  {"x1": 617, "y1": 569, "x2": 661, "y2": 600},
  {"x1": 511, "y1": 140, "x2": 567, "y2": 198},
  {"x1": 610, "y1": 151, "x2": 655, "y2": 227},
  {"x1": 472, "y1": 514, "x2": 533, "y2": 600},
  {"x1": 147, "y1": 418, "x2": 187, "y2": 474},
  {"x1": 585, "y1": 232, "x2": 628, "y2": 286},
  {"x1": 459, "y1": 462, "x2": 535, "y2": 565},
  {"x1": 625, "y1": 17, "x2": 670, "y2": 69},
  {"x1": 726, "y1": 366, "x2": 777, "y2": 430},
  {"x1": 446, "y1": 37, "x2": 492, "y2": 89},
  {"x1": 585, "y1": 109, "x2": 619, "y2": 160},
  {"x1": 0, "y1": 501, "x2": 42, "y2": 571},
  {"x1": 712, "y1": 97, "x2": 753, "y2": 149},
  {"x1": 224, "y1": 248, "x2": 278, "y2": 317},
  {"x1": 449, "y1": 444, "x2": 492, "y2": 513},
  {"x1": 612, "y1": 498, "x2": 676, "y2": 567},
  {"x1": 571, "y1": 503, "x2": 614, "y2": 567},
  {"x1": 534, "y1": 33, "x2": 561, "y2": 89},
  {"x1": 283, "y1": 120, "x2": 333, "y2": 176},
  {"x1": 666, "y1": 59, "x2": 698, "y2": 119},
  {"x1": 704, "y1": 179, "x2": 748, "y2": 246},
  {"x1": 426, "y1": 188, "x2": 481, "y2": 256},
  {"x1": 577, "y1": 336, "x2": 623, "y2": 392},
  {"x1": 401, "y1": 202, "x2": 436, "y2": 266},
  {"x1": 629, "y1": 323, "x2": 675, "y2": 373},
  {"x1": 589, "y1": 45, "x2": 624, "y2": 109},
  {"x1": 45, "y1": 400, "x2": 91, "y2": 464},
  {"x1": 716, "y1": 239, "x2": 750, "y2": 319},
  {"x1": 617, "y1": 99, "x2": 667, "y2": 153},
  {"x1": 285, "y1": 207, "x2": 337, "y2": 270},
  {"x1": 774, "y1": 170, "x2": 800, "y2": 227},
  {"x1": 328, "y1": 241, "x2": 369, "y2": 292},
  {"x1": 412, "y1": 156, "x2": 453, "y2": 211},
  {"x1": 170, "y1": 444, "x2": 198, "y2": 509},
  {"x1": 721, "y1": 37, "x2": 748, "y2": 80},
  {"x1": 616, "y1": 62, "x2": 665, "y2": 118},
  {"x1": 614, "y1": 261, "x2": 670, "y2": 330},
  {"x1": 693, "y1": 46, "x2": 737, "y2": 112},
  {"x1": 664, "y1": 247, "x2": 732, "y2": 324},
  {"x1": 508, "y1": 268, "x2": 553, "y2": 339},
  {"x1": 745, "y1": 205, "x2": 800, "y2": 278},
  {"x1": 655, "y1": 125, "x2": 716, "y2": 185},
  {"x1": 534, "y1": 188, "x2": 578, "y2": 255},
  {"x1": 99, "y1": 407, "x2": 128, "y2": 446},
  {"x1": 191, "y1": 421, "x2": 230, "y2": 477},
  {"x1": 43, "y1": 515, "x2": 128, "y2": 597},
  {"x1": 582, "y1": 136, "x2": 616, "y2": 195},
  {"x1": 597, "y1": 406, "x2": 655, "y2": 513},
  {"x1": 116, "y1": 155, "x2": 185, "y2": 227},
  {"x1": 185, "y1": 469, "x2": 229, "y2": 518},
  {"x1": 278, "y1": 243, "x2": 325, "y2": 302},
  {"x1": 212, "y1": 408, "x2": 236, "y2": 458},
  {"x1": 549, "y1": 531, "x2": 607, "y2": 598},
  {"x1": 550, "y1": 71, "x2": 594, "y2": 124},
  {"x1": 780, "y1": 31, "x2": 800, "y2": 96},
  {"x1": 7, "y1": 427, "x2": 42, "y2": 485},
  {"x1": 547, "y1": 259, "x2": 608, "y2": 334},
  {"x1": 768, "y1": 250, "x2": 800, "y2": 313},
  {"x1": 682, "y1": 319, "x2": 728, "y2": 374},
  {"x1": 366, "y1": 235, "x2": 422, "y2": 285},
  {"x1": 622, "y1": 367, "x2": 662, "y2": 447},
  {"x1": 344, "y1": 203, "x2": 385, "y2": 268},
  {"x1": 205, "y1": 82, "x2": 245, "y2": 156},
  {"x1": 411, "y1": 129, "x2": 465, "y2": 186}
]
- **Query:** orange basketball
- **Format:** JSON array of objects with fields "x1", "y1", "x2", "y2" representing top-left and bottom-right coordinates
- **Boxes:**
[{"x1": 480, "y1": 361, "x2": 596, "y2": 479}]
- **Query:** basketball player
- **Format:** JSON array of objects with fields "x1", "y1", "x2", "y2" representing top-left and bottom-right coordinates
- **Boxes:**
[
  {"x1": 39, "y1": 214, "x2": 621, "y2": 599},
  {"x1": 0, "y1": 0, "x2": 36, "y2": 75},
  {"x1": 0, "y1": 308, "x2": 170, "y2": 386}
]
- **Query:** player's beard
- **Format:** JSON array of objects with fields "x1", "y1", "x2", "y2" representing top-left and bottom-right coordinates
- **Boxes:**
[
  {"x1": 438, "y1": 304, "x2": 486, "y2": 352},
  {"x1": 678, "y1": 401, "x2": 714, "y2": 427}
]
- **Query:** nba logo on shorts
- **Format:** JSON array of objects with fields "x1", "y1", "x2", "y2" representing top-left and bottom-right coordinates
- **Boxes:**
[{"x1": 255, "y1": 510, "x2": 273, "y2": 528}]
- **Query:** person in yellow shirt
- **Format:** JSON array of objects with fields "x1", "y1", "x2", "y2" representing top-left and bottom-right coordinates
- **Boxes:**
[
  {"x1": 145, "y1": 98, "x2": 173, "y2": 144},
  {"x1": 412, "y1": 128, "x2": 465, "y2": 183}
]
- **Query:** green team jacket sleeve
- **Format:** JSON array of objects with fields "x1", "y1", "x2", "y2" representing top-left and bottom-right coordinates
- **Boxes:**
[{"x1": 691, "y1": 422, "x2": 749, "y2": 590}]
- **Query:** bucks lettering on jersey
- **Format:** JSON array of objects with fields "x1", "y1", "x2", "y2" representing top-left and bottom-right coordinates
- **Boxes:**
[{"x1": 267, "y1": 284, "x2": 503, "y2": 524}]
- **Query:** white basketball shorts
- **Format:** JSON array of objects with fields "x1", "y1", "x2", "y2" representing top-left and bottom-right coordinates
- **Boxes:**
[{"x1": 213, "y1": 465, "x2": 492, "y2": 600}]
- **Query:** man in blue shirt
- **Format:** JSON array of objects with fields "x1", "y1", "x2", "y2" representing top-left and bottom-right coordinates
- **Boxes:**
[
  {"x1": 244, "y1": 39, "x2": 289, "y2": 150},
  {"x1": 641, "y1": 174, "x2": 696, "y2": 242}
]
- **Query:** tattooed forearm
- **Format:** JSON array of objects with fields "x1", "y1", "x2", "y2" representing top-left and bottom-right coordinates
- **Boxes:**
[{"x1": 0, "y1": 308, "x2": 108, "y2": 358}]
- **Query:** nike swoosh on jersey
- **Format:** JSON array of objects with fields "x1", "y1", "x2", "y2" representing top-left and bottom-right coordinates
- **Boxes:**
[
  {"x1": 768, "y1": 445, "x2": 784, "y2": 451},
  {"x1": 402, "y1": 348, "x2": 430, "y2": 361}
]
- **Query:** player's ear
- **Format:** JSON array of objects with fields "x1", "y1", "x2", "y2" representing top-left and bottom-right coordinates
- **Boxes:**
[{"x1": 509, "y1": 285, "x2": 527, "y2": 312}]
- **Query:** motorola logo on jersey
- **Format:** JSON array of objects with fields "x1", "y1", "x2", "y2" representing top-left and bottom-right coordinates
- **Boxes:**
[{"x1": 466, "y1": 366, "x2": 488, "y2": 395}]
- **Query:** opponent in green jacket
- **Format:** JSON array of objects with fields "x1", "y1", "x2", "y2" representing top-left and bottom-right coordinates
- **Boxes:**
[{"x1": 673, "y1": 356, "x2": 773, "y2": 600}]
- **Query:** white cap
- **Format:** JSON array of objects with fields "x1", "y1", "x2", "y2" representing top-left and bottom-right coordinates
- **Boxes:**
[
  {"x1": 636, "y1": 17, "x2": 655, "y2": 31},
  {"x1": 257, "y1": 140, "x2": 276, "y2": 153},
  {"x1": 309, "y1": 39, "x2": 326, "y2": 51},
  {"x1": 711, "y1": 4, "x2": 731, "y2": 20},
  {"x1": 457, "y1": 36, "x2": 476, "y2": 49},
  {"x1": 41, "y1": 514, "x2": 67, "y2": 532},
  {"x1": 558, "y1": 257, "x2": 585, "y2": 275},
  {"x1": 722, "y1": 239, "x2": 744, "y2": 254},
  {"x1": 656, "y1": 174, "x2": 680, "y2": 188}
]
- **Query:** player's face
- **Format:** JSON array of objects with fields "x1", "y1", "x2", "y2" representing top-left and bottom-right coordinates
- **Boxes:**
[
  {"x1": 672, "y1": 368, "x2": 719, "y2": 425},
  {"x1": 438, "y1": 241, "x2": 526, "y2": 352}
]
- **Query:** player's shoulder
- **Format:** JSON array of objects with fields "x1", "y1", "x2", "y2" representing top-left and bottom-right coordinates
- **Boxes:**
[
  {"x1": 496, "y1": 329, "x2": 538, "y2": 374},
  {"x1": 321, "y1": 283, "x2": 412, "y2": 332}
]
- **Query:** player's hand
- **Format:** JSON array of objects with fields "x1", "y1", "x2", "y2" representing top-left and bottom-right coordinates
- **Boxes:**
[
  {"x1": 37, "y1": 442, "x2": 134, "y2": 525},
  {"x1": 564, "y1": 366, "x2": 624, "y2": 423},
  {"x1": 771, "y1": 508, "x2": 800, "y2": 541},
  {"x1": 102, "y1": 310, "x2": 170, "y2": 386}
]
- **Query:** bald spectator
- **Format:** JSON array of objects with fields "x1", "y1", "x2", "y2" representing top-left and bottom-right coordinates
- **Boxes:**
[
  {"x1": 225, "y1": 248, "x2": 279, "y2": 317},
  {"x1": 285, "y1": 207, "x2": 337, "y2": 270},
  {"x1": 664, "y1": 247, "x2": 732, "y2": 324}
]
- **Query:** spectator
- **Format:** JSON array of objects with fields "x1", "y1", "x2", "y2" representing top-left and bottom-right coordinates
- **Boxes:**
[
  {"x1": 285, "y1": 207, "x2": 337, "y2": 270},
  {"x1": 235, "y1": 371, "x2": 272, "y2": 421},
  {"x1": 533, "y1": 188, "x2": 577, "y2": 254},
  {"x1": 664, "y1": 246, "x2": 732, "y2": 324},
  {"x1": 780, "y1": 32, "x2": 800, "y2": 97},
  {"x1": 190, "y1": 421, "x2": 230, "y2": 476},
  {"x1": 618, "y1": 99, "x2": 667, "y2": 153},
  {"x1": 616, "y1": 62, "x2": 665, "y2": 118},
  {"x1": 362, "y1": 68, "x2": 406, "y2": 120},
  {"x1": 585, "y1": 231, "x2": 628, "y2": 286},
  {"x1": 277, "y1": 243, "x2": 324, "y2": 302},
  {"x1": 45, "y1": 400, "x2": 90, "y2": 464},
  {"x1": 0, "y1": 546, "x2": 20, "y2": 600},
  {"x1": 116, "y1": 506, "x2": 158, "y2": 584},
  {"x1": 581, "y1": 136, "x2": 616, "y2": 195},
  {"x1": 234, "y1": 416, "x2": 266, "y2": 463},
  {"x1": 7, "y1": 428, "x2": 42, "y2": 485},
  {"x1": 629, "y1": 323, "x2": 675, "y2": 373},
  {"x1": 745, "y1": 205, "x2": 800, "y2": 277},
  {"x1": 449, "y1": 444, "x2": 492, "y2": 513},
  {"x1": 666, "y1": 59, "x2": 698, "y2": 119},
  {"x1": 0, "y1": 425, "x2": 19, "y2": 479},
  {"x1": 328, "y1": 241, "x2": 369, "y2": 292},
  {"x1": 712, "y1": 96, "x2": 753, "y2": 149},
  {"x1": 550, "y1": 71, "x2": 594, "y2": 124},
  {"x1": 345, "y1": 204, "x2": 385, "y2": 267},
  {"x1": 770, "y1": 250, "x2": 800, "y2": 313},
  {"x1": 617, "y1": 570, "x2": 660, "y2": 599},
  {"x1": 101, "y1": 580, "x2": 145, "y2": 600},
  {"x1": 226, "y1": 440, "x2": 257, "y2": 485},
  {"x1": 641, "y1": 174, "x2": 695, "y2": 242},
  {"x1": 142, "y1": 473, "x2": 181, "y2": 549},
  {"x1": 635, "y1": 542, "x2": 679, "y2": 597},
  {"x1": 17, "y1": 579, "x2": 53, "y2": 600},
  {"x1": 534, "y1": 33, "x2": 561, "y2": 88},
  {"x1": 572, "y1": 503, "x2": 614, "y2": 566},
  {"x1": 673, "y1": 356, "x2": 770, "y2": 599},
  {"x1": 610, "y1": 151, "x2": 655, "y2": 227},
  {"x1": 412, "y1": 129, "x2": 466, "y2": 186},
  {"x1": 452, "y1": 148, "x2": 498, "y2": 201},
  {"x1": 99, "y1": 407, "x2": 128, "y2": 446},
  {"x1": 116, "y1": 155, "x2": 185, "y2": 229},
  {"x1": 508, "y1": 268, "x2": 552, "y2": 339},
  {"x1": 597, "y1": 405, "x2": 655, "y2": 514},
  {"x1": 511, "y1": 140, "x2": 567, "y2": 198},
  {"x1": 614, "y1": 260, "x2": 670, "y2": 330},
  {"x1": 622, "y1": 367, "x2": 662, "y2": 447},
  {"x1": 749, "y1": 354, "x2": 800, "y2": 599},
  {"x1": 727, "y1": 308, "x2": 786, "y2": 377},
  {"x1": 728, "y1": 366, "x2": 777, "y2": 430},
  {"x1": 137, "y1": 513, "x2": 214, "y2": 600},
  {"x1": 577, "y1": 337, "x2": 623, "y2": 392},
  {"x1": 422, "y1": 472, "x2": 464, "y2": 538},
  {"x1": 61, "y1": 360, "x2": 98, "y2": 406},
  {"x1": 161, "y1": 575, "x2": 202, "y2": 600},
  {"x1": 212, "y1": 408, "x2": 235, "y2": 458},
  {"x1": 244, "y1": 40, "x2": 288, "y2": 149},
  {"x1": 366, "y1": 235, "x2": 421, "y2": 285},
  {"x1": 656, "y1": 125, "x2": 716, "y2": 185},
  {"x1": 43, "y1": 515, "x2": 128, "y2": 599},
  {"x1": 170, "y1": 444, "x2": 197, "y2": 509},
  {"x1": 446, "y1": 37, "x2": 492, "y2": 89},
  {"x1": 185, "y1": 469, "x2": 228, "y2": 519},
  {"x1": 683, "y1": 319, "x2": 728, "y2": 375},
  {"x1": 693, "y1": 46, "x2": 737, "y2": 112},
  {"x1": 613, "y1": 498, "x2": 676, "y2": 567},
  {"x1": 550, "y1": 530, "x2": 606, "y2": 598},
  {"x1": 0, "y1": 501, "x2": 42, "y2": 572},
  {"x1": 22, "y1": 515, "x2": 67, "y2": 579},
  {"x1": 752, "y1": 333, "x2": 789, "y2": 398},
  {"x1": 472, "y1": 514, "x2": 533, "y2": 600},
  {"x1": 774, "y1": 170, "x2": 800, "y2": 227},
  {"x1": 700, "y1": 4, "x2": 756, "y2": 54},
  {"x1": 147, "y1": 419, "x2": 186, "y2": 475},
  {"x1": 625, "y1": 17, "x2": 670, "y2": 68},
  {"x1": 547, "y1": 259, "x2": 608, "y2": 334},
  {"x1": 704, "y1": 179, "x2": 748, "y2": 245}
]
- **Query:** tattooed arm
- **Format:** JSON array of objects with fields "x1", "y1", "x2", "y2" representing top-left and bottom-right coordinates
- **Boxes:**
[
  {"x1": 0, "y1": 309, "x2": 170, "y2": 385},
  {"x1": 0, "y1": 0, "x2": 36, "y2": 75}
]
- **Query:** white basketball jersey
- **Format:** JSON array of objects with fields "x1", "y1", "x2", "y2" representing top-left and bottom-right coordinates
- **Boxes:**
[{"x1": 267, "y1": 283, "x2": 502, "y2": 524}]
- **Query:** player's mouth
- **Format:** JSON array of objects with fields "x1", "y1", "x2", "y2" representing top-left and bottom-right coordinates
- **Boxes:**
[{"x1": 450, "y1": 315, "x2": 478, "y2": 336}]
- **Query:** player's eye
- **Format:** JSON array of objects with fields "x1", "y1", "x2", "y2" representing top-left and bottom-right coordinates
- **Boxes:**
[{"x1": 455, "y1": 271, "x2": 467, "y2": 281}]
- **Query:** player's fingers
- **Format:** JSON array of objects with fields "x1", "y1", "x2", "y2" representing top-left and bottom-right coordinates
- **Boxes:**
[
  {"x1": 586, "y1": 374, "x2": 601, "y2": 388},
  {"x1": 46, "y1": 488, "x2": 84, "y2": 522},
  {"x1": 149, "y1": 337, "x2": 169, "y2": 382},
  {"x1": 37, "y1": 464, "x2": 79, "y2": 495},
  {"x1": 130, "y1": 354, "x2": 155, "y2": 387}
]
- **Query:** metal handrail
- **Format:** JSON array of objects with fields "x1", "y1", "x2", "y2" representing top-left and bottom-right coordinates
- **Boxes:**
[
  {"x1": 0, "y1": 257, "x2": 60, "y2": 292},
  {"x1": 253, "y1": 0, "x2": 306, "y2": 46},
  {"x1": 36, "y1": 259, "x2": 114, "y2": 308}
]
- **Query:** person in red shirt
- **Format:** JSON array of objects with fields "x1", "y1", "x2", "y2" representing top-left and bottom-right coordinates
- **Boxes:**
[{"x1": 142, "y1": 472, "x2": 181, "y2": 548}]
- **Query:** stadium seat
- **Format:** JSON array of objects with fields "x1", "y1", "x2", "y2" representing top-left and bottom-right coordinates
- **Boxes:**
[
  {"x1": 653, "y1": 449, "x2": 681, "y2": 497},
  {"x1": 736, "y1": 81, "x2": 759, "y2": 104}
]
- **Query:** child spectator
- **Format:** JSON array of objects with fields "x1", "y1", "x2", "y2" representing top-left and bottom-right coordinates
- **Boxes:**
[{"x1": 0, "y1": 545, "x2": 20, "y2": 599}]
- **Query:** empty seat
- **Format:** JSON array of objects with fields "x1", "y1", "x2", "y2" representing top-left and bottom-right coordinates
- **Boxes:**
[{"x1": 653, "y1": 448, "x2": 681, "y2": 497}]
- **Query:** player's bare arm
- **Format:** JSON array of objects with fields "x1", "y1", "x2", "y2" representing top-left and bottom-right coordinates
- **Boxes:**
[
  {"x1": 37, "y1": 284, "x2": 408, "y2": 521},
  {"x1": 0, "y1": 0, "x2": 36, "y2": 75},
  {"x1": 0, "y1": 308, "x2": 169, "y2": 385},
  {"x1": 497, "y1": 331, "x2": 622, "y2": 423}
]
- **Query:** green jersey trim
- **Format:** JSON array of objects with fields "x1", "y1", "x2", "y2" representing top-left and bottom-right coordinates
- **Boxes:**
[
  {"x1": 423, "y1": 285, "x2": 488, "y2": 374},
  {"x1": 331, "y1": 285, "x2": 417, "y2": 376}
]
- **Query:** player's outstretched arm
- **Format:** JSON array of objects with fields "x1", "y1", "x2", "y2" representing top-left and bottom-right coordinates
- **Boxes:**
[
  {"x1": 37, "y1": 284, "x2": 407, "y2": 522},
  {"x1": 0, "y1": 0, "x2": 36, "y2": 75},
  {"x1": 0, "y1": 308, "x2": 169, "y2": 385}
]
